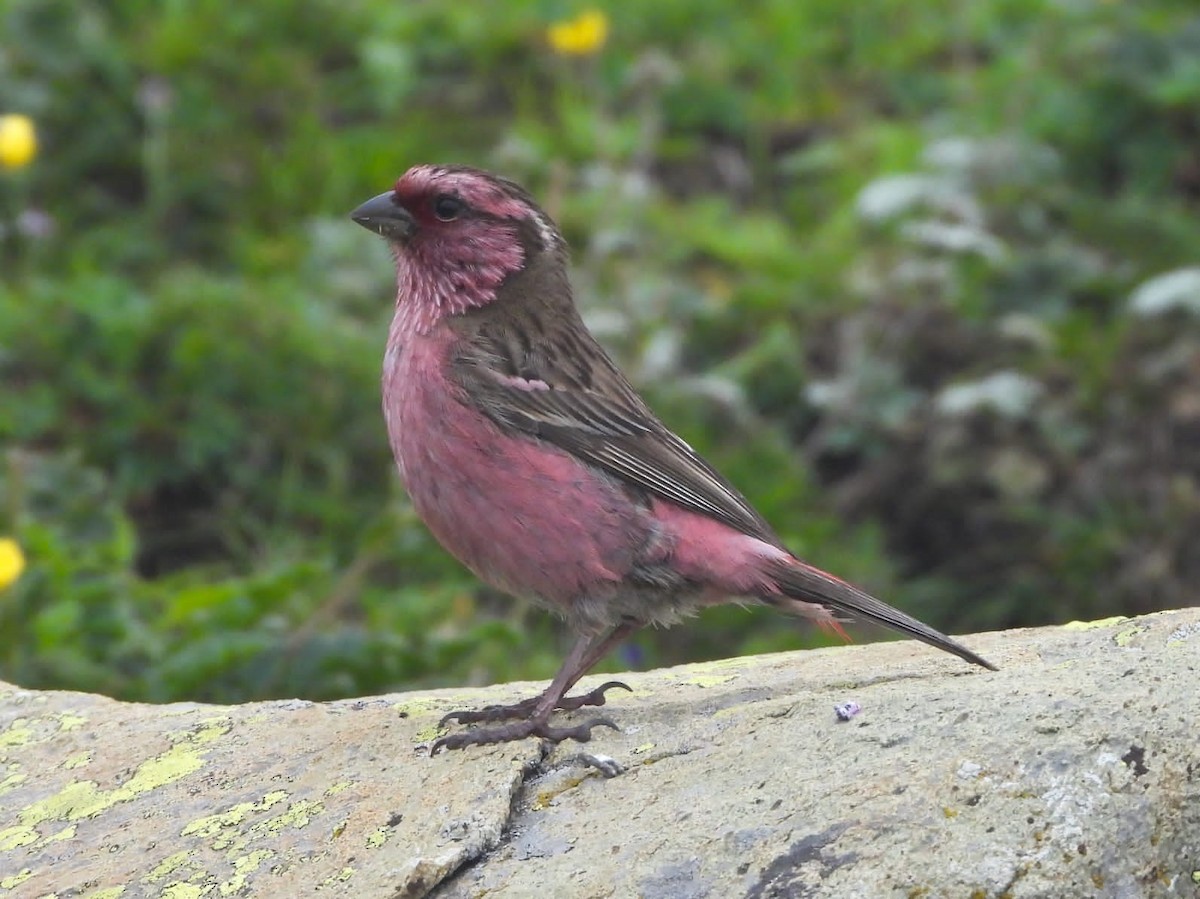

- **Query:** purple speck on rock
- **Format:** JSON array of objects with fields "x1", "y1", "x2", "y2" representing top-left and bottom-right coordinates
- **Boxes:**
[{"x1": 834, "y1": 701, "x2": 862, "y2": 722}]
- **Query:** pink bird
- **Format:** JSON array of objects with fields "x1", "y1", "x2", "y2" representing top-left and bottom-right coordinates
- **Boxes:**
[{"x1": 351, "y1": 165, "x2": 995, "y2": 754}]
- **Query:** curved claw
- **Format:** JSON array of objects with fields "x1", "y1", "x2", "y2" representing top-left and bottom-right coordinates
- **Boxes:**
[
  {"x1": 555, "y1": 680, "x2": 633, "y2": 711},
  {"x1": 537, "y1": 716, "x2": 619, "y2": 744},
  {"x1": 430, "y1": 733, "x2": 468, "y2": 756},
  {"x1": 587, "y1": 680, "x2": 634, "y2": 698}
]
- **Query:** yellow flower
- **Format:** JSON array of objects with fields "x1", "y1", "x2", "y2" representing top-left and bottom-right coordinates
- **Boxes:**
[
  {"x1": 0, "y1": 539, "x2": 25, "y2": 589},
  {"x1": 547, "y1": 10, "x2": 608, "y2": 56},
  {"x1": 0, "y1": 114, "x2": 37, "y2": 170}
]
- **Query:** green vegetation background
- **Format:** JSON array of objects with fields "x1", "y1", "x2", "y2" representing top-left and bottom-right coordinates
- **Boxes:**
[{"x1": 2, "y1": 1, "x2": 1198, "y2": 702}]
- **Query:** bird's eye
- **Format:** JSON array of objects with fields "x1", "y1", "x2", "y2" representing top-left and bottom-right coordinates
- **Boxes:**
[{"x1": 432, "y1": 195, "x2": 465, "y2": 222}]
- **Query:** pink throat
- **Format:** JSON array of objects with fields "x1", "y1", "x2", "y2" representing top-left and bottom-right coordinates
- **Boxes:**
[{"x1": 392, "y1": 220, "x2": 525, "y2": 335}]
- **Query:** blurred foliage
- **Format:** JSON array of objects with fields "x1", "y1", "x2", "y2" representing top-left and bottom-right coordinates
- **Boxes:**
[{"x1": 1, "y1": 0, "x2": 1198, "y2": 702}]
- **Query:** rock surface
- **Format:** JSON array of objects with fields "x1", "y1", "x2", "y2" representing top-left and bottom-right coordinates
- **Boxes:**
[{"x1": 1, "y1": 609, "x2": 1198, "y2": 898}]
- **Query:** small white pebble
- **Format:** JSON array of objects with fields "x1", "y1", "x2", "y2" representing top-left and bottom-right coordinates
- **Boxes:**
[
  {"x1": 569, "y1": 752, "x2": 625, "y2": 778},
  {"x1": 957, "y1": 761, "x2": 983, "y2": 779}
]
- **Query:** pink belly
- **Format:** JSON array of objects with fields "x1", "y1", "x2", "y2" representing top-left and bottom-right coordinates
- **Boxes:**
[{"x1": 384, "y1": 337, "x2": 653, "y2": 609}]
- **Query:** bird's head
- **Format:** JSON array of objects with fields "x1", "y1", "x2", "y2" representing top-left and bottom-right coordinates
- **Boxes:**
[{"x1": 352, "y1": 165, "x2": 565, "y2": 328}]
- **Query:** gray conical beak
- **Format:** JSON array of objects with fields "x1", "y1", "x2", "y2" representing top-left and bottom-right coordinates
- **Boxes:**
[{"x1": 351, "y1": 192, "x2": 416, "y2": 241}]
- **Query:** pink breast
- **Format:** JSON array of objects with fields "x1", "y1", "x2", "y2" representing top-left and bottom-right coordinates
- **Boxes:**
[{"x1": 382, "y1": 328, "x2": 652, "y2": 608}]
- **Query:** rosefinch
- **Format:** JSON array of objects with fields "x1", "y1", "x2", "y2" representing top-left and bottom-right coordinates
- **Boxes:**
[{"x1": 352, "y1": 165, "x2": 995, "y2": 754}]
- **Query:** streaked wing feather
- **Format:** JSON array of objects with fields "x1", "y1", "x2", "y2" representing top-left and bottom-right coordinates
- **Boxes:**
[{"x1": 451, "y1": 322, "x2": 780, "y2": 545}]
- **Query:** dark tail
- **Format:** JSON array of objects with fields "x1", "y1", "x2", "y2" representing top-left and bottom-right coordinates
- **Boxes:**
[{"x1": 768, "y1": 561, "x2": 998, "y2": 671}]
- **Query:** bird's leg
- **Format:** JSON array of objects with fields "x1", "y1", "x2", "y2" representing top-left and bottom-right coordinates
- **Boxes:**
[
  {"x1": 553, "y1": 620, "x2": 639, "y2": 707},
  {"x1": 431, "y1": 623, "x2": 638, "y2": 754}
]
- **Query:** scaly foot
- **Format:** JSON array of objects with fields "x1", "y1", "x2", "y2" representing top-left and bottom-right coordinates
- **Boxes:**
[
  {"x1": 431, "y1": 715, "x2": 618, "y2": 755},
  {"x1": 437, "y1": 680, "x2": 632, "y2": 727}
]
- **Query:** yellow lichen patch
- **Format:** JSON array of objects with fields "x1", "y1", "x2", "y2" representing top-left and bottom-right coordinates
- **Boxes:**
[
  {"x1": 84, "y1": 888, "x2": 126, "y2": 899},
  {"x1": 181, "y1": 792, "x2": 323, "y2": 863},
  {"x1": 18, "y1": 779, "x2": 104, "y2": 823},
  {"x1": 0, "y1": 867, "x2": 32, "y2": 889},
  {"x1": 251, "y1": 798, "x2": 324, "y2": 836},
  {"x1": 365, "y1": 827, "x2": 390, "y2": 849},
  {"x1": 0, "y1": 824, "x2": 37, "y2": 850},
  {"x1": 323, "y1": 781, "x2": 353, "y2": 797},
  {"x1": 61, "y1": 751, "x2": 92, "y2": 770},
  {"x1": 40, "y1": 823, "x2": 76, "y2": 844},
  {"x1": 681, "y1": 673, "x2": 737, "y2": 688},
  {"x1": 391, "y1": 697, "x2": 445, "y2": 717},
  {"x1": 219, "y1": 849, "x2": 273, "y2": 896},
  {"x1": 54, "y1": 713, "x2": 86, "y2": 732},
  {"x1": 196, "y1": 721, "x2": 231, "y2": 743},
  {"x1": 160, "y1": 883, "x2": 207, "y2": 899},
  {"x1": 168, "y1": 719, "x2": 230, "y2": 746},
  {"x1": 0, "y1": 769, "x2": 27, "y2": 795},
  {"x1": 107, "y1": 746, "x2": 196, "y2": 805},
  {"x1": 144, "y1": 851, "x2": 193, "y2": 884},
  {"x1": 0, "y1": 718, "x2": 34, "y2": 747},
  {"x1": 413, "y1": 724, "x2": 442, "y2": 743},
  {"x1": 317, "y1": 867, "x2": 354, "y2": 890},
  {"x1": 530, "y1": 790, "x2": 555, "y2": 812},
  {"x1": 12, "y1": 720, "x2": 229, "y2": 847},
  {"x1": 0, "y1": 712, "x2": 89, "y2": 749},
  {"x1": 107, "y1": 722, "x2": 228, "y2": 805},
  {"x1": 1114, "y1": 625, "x2": 1147, "y2": 647},
  {"x1": 530, "y1": 772, "x2": 590, "y2": 811},
  {"x1": 182, "y1": 790, "x2": 289, "y2": 845},
  {"x1": 1062, "y1": 616, "x2": 1127, "y2": 631},
  {"x1": 395, "y1": 695, "x2": 454, "y2": 735}
]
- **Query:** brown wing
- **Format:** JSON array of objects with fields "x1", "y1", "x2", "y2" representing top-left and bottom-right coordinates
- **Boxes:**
[{"x1": 448, "y1": 309, "x2": 782, "y2": 547}]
